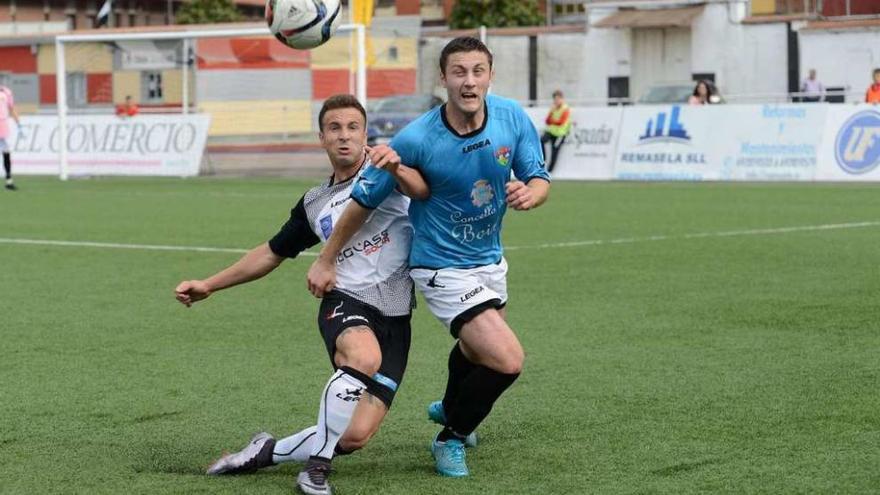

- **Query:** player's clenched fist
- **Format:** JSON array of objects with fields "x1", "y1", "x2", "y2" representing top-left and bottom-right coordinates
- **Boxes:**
[
  {"x1": 175, "y1": 280, "x2": 212, "y2": 307},
  {"x1": 505, "y1": 180, "x2": 536, "y2": 210},
  {"x1": 307, "y1": 258, "x2": 337, "y2": 298},
  {"x1": 365, "y1": 145, "x2": 401, "y2": 175}
]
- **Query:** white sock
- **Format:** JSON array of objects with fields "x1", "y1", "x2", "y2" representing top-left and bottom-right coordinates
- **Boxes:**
[
  {"x1": 310, "y1": 369, "x2": 366, "y2": 460},
  {"x1": 272, "y1": 425, "x2": 317, "y2": 464}
]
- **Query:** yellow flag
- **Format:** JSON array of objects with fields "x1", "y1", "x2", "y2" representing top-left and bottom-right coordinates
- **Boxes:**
[
  {"x1": 350, "y1": 0, "x2": 376, "y2": 67},
  {"x1": 351, "y1": 0, "x2": 373, "y2": 27}
]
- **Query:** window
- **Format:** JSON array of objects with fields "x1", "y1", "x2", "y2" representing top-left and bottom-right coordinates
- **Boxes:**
[
  {"x1": 692, "y1": 72, "x2": 715, "y2": 83},
  {"x1": 608, "y1": 76, "x2": 630, "y2": 106},
  {"x1": 142, "y1": 71, "x2": 163, "y2": 103},
  {"x1": 552, "y1": 1, "x2": 587, "y2": 24},
  {"x1": 66, "y1": 72, "x2": 87, "y2": 108},
  {"x1": 554, "y1": 2, "x2": 586, "y2": 14}
]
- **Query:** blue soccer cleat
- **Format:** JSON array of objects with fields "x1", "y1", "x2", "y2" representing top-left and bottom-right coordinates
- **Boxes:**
[
  {"x1": 431, "y1": 434, "x2": 469, "y2": 478},
  {"x1": 427, "y1": 401, "x2": 478, "y2": 448}
]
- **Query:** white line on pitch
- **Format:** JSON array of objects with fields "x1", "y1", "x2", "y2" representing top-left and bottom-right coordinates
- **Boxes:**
[
  {"x1": 0, "y1": 220, "x2": 877, "y2": 255},
  {"x1": 505, "y1": 221, "x2": 880, "y2": 250},
  {"x1": 0, "y1": 238, "x2": 272, "y2": 255}
]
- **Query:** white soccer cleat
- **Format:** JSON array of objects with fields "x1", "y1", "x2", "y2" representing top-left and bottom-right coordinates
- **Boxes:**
[
  {"x1": 206, "y1": 432, "x2": 276, "y2": 475},
  {"x1": 297, "y1": 457, "x2": 333, "y2": 495}
]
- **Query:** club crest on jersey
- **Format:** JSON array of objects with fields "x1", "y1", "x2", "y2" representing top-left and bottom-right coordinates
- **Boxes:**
[
  {"x1": 470, "y1": 179, "x2": 494, "y2": 207},
  {"x1": 494, "y1": 146, "x2": 511, "y2": 166},
  {"x1": 319, "y1": 215, "x2": 333, "y2": 238}
]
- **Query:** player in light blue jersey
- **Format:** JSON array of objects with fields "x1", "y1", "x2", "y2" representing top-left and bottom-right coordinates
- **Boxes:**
[
  {"x1": 307, "y1": 37, "x2": 551, "y2": 478},
  {"x1": 355, "y1": 92, "x2": 548, "y2": 269}
]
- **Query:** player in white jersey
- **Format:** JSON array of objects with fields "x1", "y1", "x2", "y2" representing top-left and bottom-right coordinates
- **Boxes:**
[
  {"x1": 174, "y1": 94, "x2": 427, "y2": 495},
  {"x1": 307, "y1": 37, "x2": 551, "y2": 478}
]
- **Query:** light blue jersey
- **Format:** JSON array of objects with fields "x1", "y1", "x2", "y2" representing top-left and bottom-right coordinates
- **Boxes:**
[{"x1": 352, "y1": 94, "x2": 550, "y2": 269}]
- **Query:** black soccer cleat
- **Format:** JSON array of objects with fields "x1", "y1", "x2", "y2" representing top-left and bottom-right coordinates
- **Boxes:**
[
  {"x1": 5, "y1": 183, "x2": 17, "y2": 191},
  {"x1": 297, "y1": 456, "x2": 333, "y2": 495},
  {"x1": 206, "y1": 432, "x2": 276, "y2": 475}
]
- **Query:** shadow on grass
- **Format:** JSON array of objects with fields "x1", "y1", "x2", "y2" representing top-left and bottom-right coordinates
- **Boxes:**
[
  {"x1": 132, "y1": 411, "x2": 184, "y2": 424},
  {"x1": 650, "y1": 457, "x2": 723, "y2": 477}
]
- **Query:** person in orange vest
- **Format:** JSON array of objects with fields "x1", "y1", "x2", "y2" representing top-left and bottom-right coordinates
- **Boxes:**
[
  {"x1": 541, "y1": 90, "x2": 571, "y2": 173},
  {"x1": 116, "y1": 95, "x2": 140, "y2": 118},
  {"x1": 866, "y1": 68, "x2": 880, "y2": 104}
]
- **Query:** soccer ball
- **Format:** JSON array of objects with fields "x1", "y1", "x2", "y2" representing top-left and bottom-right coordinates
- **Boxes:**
[{"x1": 266, "y1": 0, "x2": 342, "y2": 50}]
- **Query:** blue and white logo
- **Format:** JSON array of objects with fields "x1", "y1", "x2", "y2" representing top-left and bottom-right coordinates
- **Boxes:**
[
  {"x1": 835, "y1": 110, "x2": 880, "y2": 174},
  {"x1": 639, "y1": 106, "x2": 691, "y2": 144},
  {"x1": 319, "y1": 215, "x2": 333, "y2": 238}
]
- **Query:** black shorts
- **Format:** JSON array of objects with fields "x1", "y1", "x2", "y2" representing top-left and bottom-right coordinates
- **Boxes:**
[{"x1": 317, "y1": 290, "x2": 411, "y2": 408}]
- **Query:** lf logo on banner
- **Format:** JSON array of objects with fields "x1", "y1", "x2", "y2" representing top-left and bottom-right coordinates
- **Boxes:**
[
  {"x1": 835, "y1": 110, "x2": 880, "y2": 174},
  {"x1": 639, "y1": 106, "x2": 691, "y2": 144}
]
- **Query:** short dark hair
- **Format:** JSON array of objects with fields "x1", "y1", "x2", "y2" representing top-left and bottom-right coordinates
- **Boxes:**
[
  {"x1": 552, "y1": 89, "x2": 563, "y2": 98},
  {"x1": 874, "y1": 68, "x2": 880, "y2": 76},
  {"x1": 439, "y1": 36, "x2": 493, "y2": 75},
  {"x1": 318, "y1": 94, "x2": 367, "y2": 132}
]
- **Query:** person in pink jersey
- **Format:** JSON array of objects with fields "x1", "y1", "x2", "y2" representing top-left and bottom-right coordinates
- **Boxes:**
[{"x1": 0, "y1": 85, "x2": 21, "y2": 191}]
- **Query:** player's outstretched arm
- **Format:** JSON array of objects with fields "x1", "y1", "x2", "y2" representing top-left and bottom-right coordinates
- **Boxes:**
[
  {"x1": 307, "y1": 203, "x2": 371, "y2": 298},
  {"x1": 390, "y1": 164, "x2": 429, "y2": 200},
  {"x1": 505, "y1": 177, "x2": 550, "y2": 211},
  {"x1": 366, "y1": 145, "x2": 429, "y2": 200},
  {"x1": 175, "y1": 243, "x2": 284, "y2": 307}
]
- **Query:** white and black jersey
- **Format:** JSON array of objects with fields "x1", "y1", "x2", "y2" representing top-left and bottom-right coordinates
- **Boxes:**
[{"x1": 268, "y1": 161, "x2": 413, "y2": 316}]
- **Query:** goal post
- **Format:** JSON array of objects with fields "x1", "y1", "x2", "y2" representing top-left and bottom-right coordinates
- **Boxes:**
[{"x1": 53, "y1": 23, "x2": 367, "y2": 180}]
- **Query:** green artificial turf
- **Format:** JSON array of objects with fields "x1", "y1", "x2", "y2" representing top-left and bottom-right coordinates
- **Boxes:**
[{"x1": 1, "y1": 177, "x2": 878, "y2": 494}]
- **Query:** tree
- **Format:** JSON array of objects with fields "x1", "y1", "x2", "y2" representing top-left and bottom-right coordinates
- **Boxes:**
[
  {"x1": 449, "y1": 0, "x2": 544, "y2": 29},
  {"x1": 176, "y1": 0, "x2": 242, "y2": 24}
]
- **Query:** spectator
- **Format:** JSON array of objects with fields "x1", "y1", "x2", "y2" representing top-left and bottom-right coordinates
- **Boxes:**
[
  {"x1": 540, "y1": 89, "x2": 571, "y2": 173},
  {"x1": 866, "y1": 68, "x2": 880, "y2": 104},
  {"x1": 688, "y1": 80, "x2": 720, "y2": 105},
  {"x1": 116, "y1": 95, "x2": 139, "y2": 118},
  {"x1": 0, "y1": 84, "x2": 21, "y2": 191},
  {"x1": 800, "y1": 69, "x2": 825, "y2": 102}
]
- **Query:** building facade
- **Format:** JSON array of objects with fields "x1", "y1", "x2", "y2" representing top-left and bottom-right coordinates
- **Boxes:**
[{"x1": 0, "y1": 0, "x2": 264, "y2": 34}]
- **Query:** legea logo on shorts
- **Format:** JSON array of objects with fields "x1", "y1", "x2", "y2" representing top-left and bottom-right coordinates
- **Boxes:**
[{"x1": 835, "y1": 110, "x2": 880, "y2": 174}]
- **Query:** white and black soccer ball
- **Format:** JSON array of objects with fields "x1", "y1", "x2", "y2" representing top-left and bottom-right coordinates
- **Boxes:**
[{"x1": 265, "y1": 0, "x2": 342, "y2": 50}]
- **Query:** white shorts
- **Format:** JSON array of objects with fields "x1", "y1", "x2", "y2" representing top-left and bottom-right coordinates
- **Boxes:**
[
  {"x1": 410, "y1": 257, "x2": 508, "y2": 336},
  {"x1": 0, "y1": 138, "x2": 8, "y2": 153}
]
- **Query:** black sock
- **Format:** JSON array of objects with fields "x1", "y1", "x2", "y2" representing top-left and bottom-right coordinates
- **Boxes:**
[
  {"x1": 2, "y1": 152, "x2": 10, "y2": 180},
  {"x1": 437, "y1": 426, "x2": 467, "y2": 443},
  {"x1": 442, "y1": 342, "x2": 478, "y2": 415},
  {"x1": 445, "y1": 365, "x2": 520, "y2": 436},
  {"x1": 334, "y1": 443, "x2": 354, "y2": 456}
]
